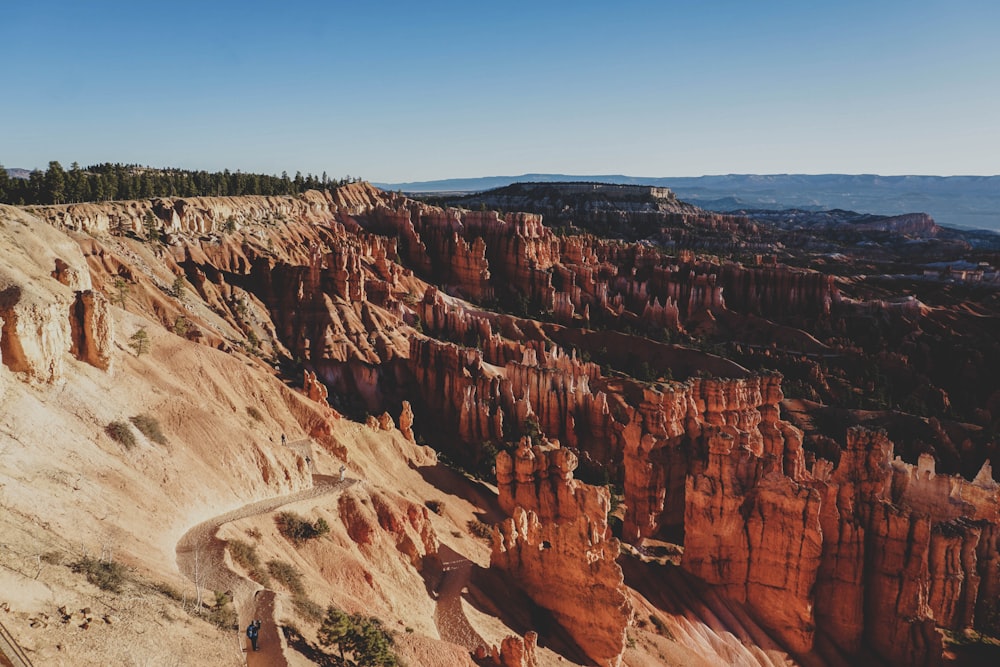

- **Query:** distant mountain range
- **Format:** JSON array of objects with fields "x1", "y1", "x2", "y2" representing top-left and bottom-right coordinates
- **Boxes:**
[{"x1": 376, "y1": 173, "x2": 1000, "y2": 232}]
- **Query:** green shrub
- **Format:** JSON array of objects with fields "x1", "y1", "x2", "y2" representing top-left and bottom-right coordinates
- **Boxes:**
[
  {"x1": 467, "y1": 519, "x2": 493, "y2": 541},
  {"x1": 128, "y1": 327, "x2": 150, "y2": 356},
  {"x1": 227, "y1": 539, "x2": 270, "y2": 586},
  {"x1": 267, "y1": 559, "x2": 305, "y2": 595},
  {"x1": 275, "y1": 512, "x2": 330, "y2": 545},
  {"x1": 106, "y1": 421, "x2": 137, "y2": 450},
  {"x1": 130, "y1": 414, "x2": 167, "y2": 445},
  {"x1": 172, "y1": 316, "x2": 190, "y2": 337},
  {"x1": 207, "y1": 591, "x2": 238, "y2": 630},
  {"x1": 72, "y1": 555, "x2": 127, "y2": 593},
  {"x1": 170, "y1": 275, "x2": 187, "y2": 299}
]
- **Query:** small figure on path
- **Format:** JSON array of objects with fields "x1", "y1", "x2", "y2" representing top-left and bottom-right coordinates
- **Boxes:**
[
  {"x1": 281, "y1": 433, "x2": 287, "y2": 446},
  {"x1": 247, "y1": 619, "x2": 260, "y2": 651},
  {"x1": 339, "y1": 464, "x2": 346, "y2": 481},
  {"x1": 304, "y1": 456, "x2": 311, "y2": 468}
]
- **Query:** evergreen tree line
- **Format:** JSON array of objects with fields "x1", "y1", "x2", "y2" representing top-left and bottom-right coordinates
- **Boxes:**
[{"x1": 0, "y1": 160, "x2": 360, "y2": 206}]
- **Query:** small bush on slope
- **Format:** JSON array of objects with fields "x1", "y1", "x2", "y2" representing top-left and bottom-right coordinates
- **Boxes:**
[
  {"x1": 227, "y1": 539, "x2": 270, "y2": 586},
  {"x1": 72, "y1": 555, "x2": 127, "y2": 593},
  {"x1": 267, "y1": 559, "x2": 305, "y2": 595},
  {"x1": 106, "y1": 421, "x2": 137, "y2": 450},
  {"x1": 275, "y1": 511, "x2": 330, "y2": 545},
  {"x1": 130, "y1": 413, "x2": 167, "y2": 445}
]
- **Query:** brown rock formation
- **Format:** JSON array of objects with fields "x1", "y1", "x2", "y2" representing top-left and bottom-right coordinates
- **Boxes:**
[
  {"x1": 69, "y1": 289, "x2": 113, "y2": 371},
  {"x1": 491, "y1": 433, "x2": 630, "y2": 667},
  {"x1": 491, "y1": 507, "x2": 630, "y2": 667},
  {"x1": 18, "y1": 185, "x2": 1000, "y2": 667},
  {"x1": 303, "y1": 369, "x2": 329, "y2": 405},
  {"x1": 495, "y1": 438, "x2": 608, "y2": 528},
  {"x1": 399, "y1": 400, "x2": 416, "y2": 443},
  {"x1": 492, "y1": 632, "x2": 539, "y2": 667},
  {"x1": 683, "y1": 429, "x2": 822, "y2": 656}
]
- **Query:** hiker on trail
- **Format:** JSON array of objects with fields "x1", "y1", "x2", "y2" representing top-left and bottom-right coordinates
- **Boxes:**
[
  {"x1": 247, "y1": 619, "x2": 260, "y2": 651},
  {"x1": 281, "y1": 433, "x2": 286, "y2": 446},
  {"x1": 339, "y1": 464, "x2": 346, "y2": 481}
]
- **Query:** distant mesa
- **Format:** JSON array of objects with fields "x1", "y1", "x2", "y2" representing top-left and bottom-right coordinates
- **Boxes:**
[{"x1": 378, "y1": 172, "x2": 1000, "y2": 231}]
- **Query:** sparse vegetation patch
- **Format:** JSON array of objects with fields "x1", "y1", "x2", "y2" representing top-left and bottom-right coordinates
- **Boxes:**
[
  {"x1": 206, "y1": 591, "x2": 238, "y2": 630},
  {"x1": 267, "y1": 559, "x2": 305, "y2": 595},
  {"x1": 130, "y1": 413, "x2": 167, "y2": 445},
  {"x1": 72, "y1": 555, "x2": 127, "y2": 593},
  {"x1": 106, "y1": 420, "x2": 137, "y2": 450},
  {"x1": 227, "y1": 539, "x2": 270, "y2": 586},
  {"x1": 467, "y1": 519, "x2": 493, "y2": 541},
  {"x1": 276, "y1": 511, "x2": 330, "y2": 545}
]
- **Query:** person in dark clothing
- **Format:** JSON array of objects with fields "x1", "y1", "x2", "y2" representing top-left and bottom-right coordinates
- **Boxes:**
[{"x1": 246, "y1": 620, "x2": 260, "y2": 651}]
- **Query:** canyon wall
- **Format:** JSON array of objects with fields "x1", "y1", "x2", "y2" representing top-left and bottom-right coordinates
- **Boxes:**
[{"x1": 0, "y1": 206, "x2": 114, "y2": 382}]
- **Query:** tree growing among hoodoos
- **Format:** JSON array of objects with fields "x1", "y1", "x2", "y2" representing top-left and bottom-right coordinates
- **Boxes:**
[{"x1": 318, "y1": 606, "x2": 397, "y2": 666}]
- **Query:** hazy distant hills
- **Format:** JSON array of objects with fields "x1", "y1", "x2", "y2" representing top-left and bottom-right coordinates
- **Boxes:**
[
  {"x1": 377, "y1": 173, "x2": 1000, "y2": 232},
  {"x1": 4, "y1": 168, "x2": 32, "y2": 180}
]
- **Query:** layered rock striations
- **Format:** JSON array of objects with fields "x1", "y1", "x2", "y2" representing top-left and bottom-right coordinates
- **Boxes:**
[
  {"x1": 0, "y1": 205, "x2": 114, "y2": 382},
  {"x1": 491, "y1": 439, "x2": 631, "y2": 667}
]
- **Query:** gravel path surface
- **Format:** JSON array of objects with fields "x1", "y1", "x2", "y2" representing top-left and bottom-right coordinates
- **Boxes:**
[
  {"x1": 176, "y1": 474, "x2": 354, "y2": 667},
  {"x1": 433, "y1": 556, "x2": 485, "y2": 652}
]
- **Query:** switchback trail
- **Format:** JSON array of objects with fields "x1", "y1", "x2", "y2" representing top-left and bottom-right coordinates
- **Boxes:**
[{"x1": 176, "y1": 473, "x2": 355, "y2": 666}]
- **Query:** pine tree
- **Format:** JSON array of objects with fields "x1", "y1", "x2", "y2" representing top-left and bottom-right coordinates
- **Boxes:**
[
  {"x1": 67, "y1": 162, "x2": 83, "y2": 202},
  {"x1": 0, "y1": 164, "x2": 9, "y2": 202},
  {"x1": 44, "y1": 161, "x2": 66, "y2": 204},
  {"x1": 128, "y1": 327, "x2": 150, "y2": 356},
  {"x1": 143, "y1": 210, "x2": 162, "y2": 244},
  {"x1": 318, "y1": 607, "x2": 352, "y2": 662}
]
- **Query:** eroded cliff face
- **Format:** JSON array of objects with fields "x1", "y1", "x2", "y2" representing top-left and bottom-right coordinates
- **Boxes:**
[
  {"x1": 491, "y1": 440, "x2": 631, "y2": 667},
  {"x1": 0, "y1": 205, "x2": 114, "y2": 381}
]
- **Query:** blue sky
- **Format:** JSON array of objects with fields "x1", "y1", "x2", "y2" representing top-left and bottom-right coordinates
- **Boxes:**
[{"x1": 2, "y1": 1, "x2": 998, "y2": 181}]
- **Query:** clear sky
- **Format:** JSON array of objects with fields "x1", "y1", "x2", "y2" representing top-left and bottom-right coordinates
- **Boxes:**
[{"x1": 2, "y1": 1, "x2": 998, "y2": 181}]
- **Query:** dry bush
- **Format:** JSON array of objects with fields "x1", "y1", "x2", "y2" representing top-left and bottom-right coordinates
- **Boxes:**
[
  {"x1": 292, "y1": 594, "x2": 323, "y2": 622},
  {"x1": 72, "y1": 556, "x2": 127, "y2": 593},
  {"x1": 130, "y1": 413, "x2": 168, "y2": 445},
  {"x1": 207, "y1": 591, "x2": 238, "y2": 630},
  {"x1": 106, "y1": 421, "x2": 137, "y2": 450},
  {"x1": 227, "y1": 539, "x2": 270, "y2": 586},
  {"x1": 267, "y1": 559, "x2": 305, "y2": 595},
  {"x1": 467, "y1": 519, "x2": 493, "y2": 541}
]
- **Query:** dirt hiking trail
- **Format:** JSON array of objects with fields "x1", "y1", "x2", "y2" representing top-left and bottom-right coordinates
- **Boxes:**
[{"x1": 176, "y1": 473, "x2": 355, "y2": 666}]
